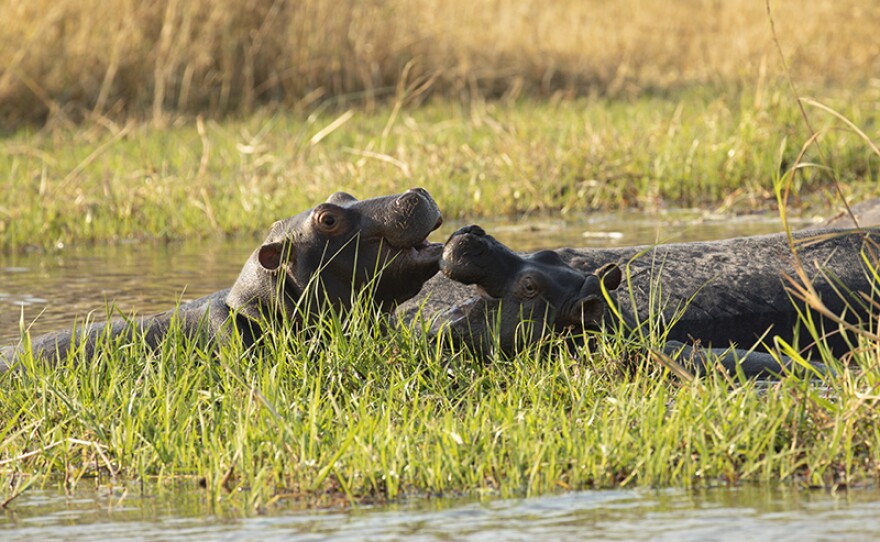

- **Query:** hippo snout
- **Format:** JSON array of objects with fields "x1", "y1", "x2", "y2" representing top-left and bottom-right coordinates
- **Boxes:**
[
  {"x1": 449, "y1": 224, "x2": 486, "y2": 240},
  {"x1": 362, "y1": 187, "x2": 442, "y2": 249},
  {"x1": 440, "y1": 225, "x2": 508, "y2": 286},
  {"x1": 395, "y1": 188, "x2": 440, "y2": 220}
]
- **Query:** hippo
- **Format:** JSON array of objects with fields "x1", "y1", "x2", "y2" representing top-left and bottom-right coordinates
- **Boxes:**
[
  {"x1": 404, "y1": 224, "x2": 876, "y2": 378},
  {"x1": 1, "y1": 188, "x2": 444, "y2": 370},
  {"x1": 429, "y1": 224, "x2": 623, "y2": 357}
]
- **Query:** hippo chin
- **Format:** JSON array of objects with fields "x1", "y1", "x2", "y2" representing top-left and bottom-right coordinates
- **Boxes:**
[
  {"x1": 409, "y1": 223, "x2": 878, "y2": 379},
  {"x1": 2, "y1": 188, "x2": 444, "y2": 370}
]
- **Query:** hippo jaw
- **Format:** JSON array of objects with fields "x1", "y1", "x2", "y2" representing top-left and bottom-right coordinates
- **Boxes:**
[
  {"x1": 435, "y1": 225, "x2": 618, "y2": 357},
  {"x1": 348, "y1": 188, "x2": 445, "y2": 307},
  {"x1": 227, "y1": 188, "x2": 444, "y2": 323}
]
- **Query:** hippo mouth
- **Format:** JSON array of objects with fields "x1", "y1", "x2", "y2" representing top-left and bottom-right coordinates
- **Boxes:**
[
  {"x1": 386, "y1": 237, "x2": 444, "y2": 267},
  {"x1": 381, "y1": 210, "x2": 445, "y2": 266}
]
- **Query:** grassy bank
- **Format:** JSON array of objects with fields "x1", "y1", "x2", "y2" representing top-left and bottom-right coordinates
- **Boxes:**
[
  {"x1": 3, "y1": 86, "x2": 880, "y2": 252},
  {"x1": 1, "y1": 302, "x2": 879, "y2": 511},
  {"x1": 3, "y1": 0, "x2": 880, "y2": 515},
  {"x1": 1, "y1": 0, "x2": 877, "y2": 127}
]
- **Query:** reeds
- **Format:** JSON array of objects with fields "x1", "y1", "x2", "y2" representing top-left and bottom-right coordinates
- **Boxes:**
[{"x1": 1, "y1": 0, "x2": 878, "y2": 127}]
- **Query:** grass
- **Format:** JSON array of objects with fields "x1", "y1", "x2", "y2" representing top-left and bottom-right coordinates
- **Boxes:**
[
  {"x1": 2, "y1": 95, "x2": 880, "y2": 511},
  {"x1": 3, "y1": 0, "x2": 880, "y2": 517},
  {"x1": 3, "y1": 86, "x2": 880, "y2": 252},
  {"x1": 1, "y1": 292, "x2": 879, "y2": 512}
]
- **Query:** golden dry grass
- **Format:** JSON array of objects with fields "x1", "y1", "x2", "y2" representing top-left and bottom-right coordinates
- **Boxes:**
[{"x1": 1, "y1": 0, "x2": 878, "y2": 128}]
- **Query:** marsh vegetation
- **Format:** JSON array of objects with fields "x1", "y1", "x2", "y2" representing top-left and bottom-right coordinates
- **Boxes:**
[{"x1": 2, "y1": 0, "x2": 880, "y2": 516}]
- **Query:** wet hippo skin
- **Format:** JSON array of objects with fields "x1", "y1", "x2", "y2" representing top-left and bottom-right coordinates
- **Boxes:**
[{"x1": 1, "y1": 188, "x2": 444, "y2": 370}]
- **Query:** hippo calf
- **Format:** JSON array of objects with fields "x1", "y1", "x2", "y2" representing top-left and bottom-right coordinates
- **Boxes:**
[
  {"x1": 1, "y1": 188, "x2": 444, "y2": 370},
  {"x1": 409, "y1": 224, "x2": 875, "y2": 378},
  {"x1": 430, "y1": 224, "x2": 620, "y2": 357}
]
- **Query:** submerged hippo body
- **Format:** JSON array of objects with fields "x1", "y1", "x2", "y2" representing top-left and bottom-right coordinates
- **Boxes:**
[
  {"x1": 1, "y1": 189, "x2": 443, "y2": 370},
  {"x1": 406, "y1": 225, "x2": 879, "y2": 377},
  {"x1": 556, "y1": 228, "x2": 876, "y2": 355}
]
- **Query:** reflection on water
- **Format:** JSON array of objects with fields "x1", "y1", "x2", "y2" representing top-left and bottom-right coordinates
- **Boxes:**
[
  {"x1": 0, "y1": 211, "x2": 813, "y2": 344},
  {"x1": 0, "y1": 239, "x2": 254, "y2": 344},
  {"x1": 2, "y1": 484, "x2": 879, "y2": 541}
]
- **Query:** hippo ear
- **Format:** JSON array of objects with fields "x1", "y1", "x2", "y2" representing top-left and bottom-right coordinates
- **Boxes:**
[
  {"x1": 326, "y1": 192, "x2": 358, "y2": 205},
  {"x1": 558, "y1": 295, "x2": 605, "y2": 329},
  {"x1": 257, "y1": 242, "x2": 290, "y2": 271},
  {"x1": 594, "y1": 263, "x2": 622, "y2": 292}
]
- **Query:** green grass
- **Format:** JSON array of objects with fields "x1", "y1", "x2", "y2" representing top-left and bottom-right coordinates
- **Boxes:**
[
  {"x1": 3, "y1": 85, "x2": 880, "y2": 252},
  {"x1": 3, "y1": 2, "x2": 880, "y2": 510},
  {"x1": 2, "y1": 294, "x2": 879, "y2": 512}
]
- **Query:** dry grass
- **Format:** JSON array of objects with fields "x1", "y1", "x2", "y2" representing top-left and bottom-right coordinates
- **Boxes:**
[{"x1": 2, "y1": 0, "x2": 878, "y2": 128}]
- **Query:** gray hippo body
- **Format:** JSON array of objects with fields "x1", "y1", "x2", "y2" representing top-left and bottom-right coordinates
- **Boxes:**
[
  {"x1": 556, "y1": 228, "x2": 875, "y2": 356},
  {"x1": 405, "y1": 225, "x2": 878, "y2": 377},
  {"x1": 2, "y1": 188, "x2": 443, "y2": 370}
]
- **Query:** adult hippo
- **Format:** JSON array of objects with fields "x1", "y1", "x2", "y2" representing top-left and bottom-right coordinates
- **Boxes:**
[
  {"x1": 404, "y1": 224, "x2": 877, "y2": 377},
  {"x1": 1, "y1": 188, "x2": 444, "y2": 370}
]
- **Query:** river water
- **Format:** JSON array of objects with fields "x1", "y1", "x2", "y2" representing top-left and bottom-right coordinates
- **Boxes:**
[
  {"x1": 7, "y1": 209, "x2": 866, "y2": 540},
  {"x1": 3, "y1": 484, "x2": 880, "y2": 541}
]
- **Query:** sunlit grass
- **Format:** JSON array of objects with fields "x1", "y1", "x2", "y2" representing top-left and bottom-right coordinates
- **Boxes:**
[
  {"x1": 1, "y1": 0, "x2": 876, "y2": 127},
  {"x1": 3, "y1": 88, "x2": 879, "y2": 252},
  {"x1": 2, "y1": 292, "x2": 880, "y2": 512}
]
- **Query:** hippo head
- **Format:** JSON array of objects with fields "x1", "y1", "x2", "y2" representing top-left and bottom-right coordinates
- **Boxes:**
[
  {"x1": 228, "y1": 188, "x2": 444, "y2": 323},
  {"x1": 436, "y1": 225, "x2": 621, "y2": 357}
]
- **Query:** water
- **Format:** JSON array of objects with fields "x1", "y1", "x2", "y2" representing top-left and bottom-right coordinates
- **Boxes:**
[
  {"x1": 0, "y1": 210, "x2": 813, "y2": 344},
  {"x1": 1, "y1": 239, "x2": 253, "y2": 344},
  {"x1": 2, "y1": 484, "x2": 879, "y2": 541}
]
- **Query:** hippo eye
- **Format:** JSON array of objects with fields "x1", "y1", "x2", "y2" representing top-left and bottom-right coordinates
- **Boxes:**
[
  {"x1": 516, "y1": 275, "x2": 541, "y2": 299},
  {"x1": 314, "y1": 209, "x2": 341, "y2": 232}
]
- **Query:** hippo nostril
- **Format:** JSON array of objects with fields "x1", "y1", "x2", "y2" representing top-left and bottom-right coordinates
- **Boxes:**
[
  {"x1": 460, "y1": 225, "x2": 486, "y2": 236},
  {"x1": 395, "y1": 192, "x2": 420, "y2": 212}
]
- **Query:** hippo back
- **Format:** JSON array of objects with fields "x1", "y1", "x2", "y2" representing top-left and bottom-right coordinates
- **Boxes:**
[
  {"x1": 556, "y1": 227, "x2": 879, "y2": 354},
  {"x1": 403, "y1": 227, "x2": 879, "y2": 357}
]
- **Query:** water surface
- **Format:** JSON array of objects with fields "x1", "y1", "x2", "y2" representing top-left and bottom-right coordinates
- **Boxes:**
[{"x1": 2, "y1": 484, "x2": 878, "y2": 541}]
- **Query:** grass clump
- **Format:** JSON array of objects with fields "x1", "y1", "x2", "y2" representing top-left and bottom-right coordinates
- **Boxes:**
[{"x1": 2, "y1": 297, "x2": 879, "y2": 512}]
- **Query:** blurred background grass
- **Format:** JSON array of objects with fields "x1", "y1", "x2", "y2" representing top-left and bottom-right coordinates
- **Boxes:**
[
  {"x1": 1, "y1": 0, "x2": 879, "y2": 251},
  {"x1": 2, "y1": 0, "x2": 878, "y2": 128}
]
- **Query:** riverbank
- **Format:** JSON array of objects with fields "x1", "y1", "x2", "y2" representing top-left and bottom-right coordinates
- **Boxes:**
[{"x1": 3, "y1": 85, "x2": 879, "y2": 252}]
